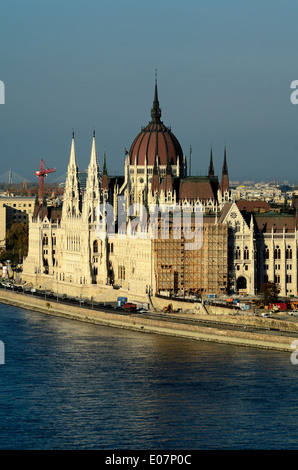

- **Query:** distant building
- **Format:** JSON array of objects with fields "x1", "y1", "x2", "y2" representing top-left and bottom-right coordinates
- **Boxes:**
[{"x1": 0, "y1": 196, "x2": 35, "y2": 250}]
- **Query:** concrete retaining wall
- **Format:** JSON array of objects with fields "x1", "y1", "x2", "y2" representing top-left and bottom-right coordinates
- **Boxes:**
[{"x1": 0, "y1": 290, "x2": 297, "y2": 352}]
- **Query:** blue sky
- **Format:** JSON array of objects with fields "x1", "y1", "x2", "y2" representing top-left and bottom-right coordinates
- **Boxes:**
[{"x1": 1, "y1": 0, "x2": 298, "y2": 183}]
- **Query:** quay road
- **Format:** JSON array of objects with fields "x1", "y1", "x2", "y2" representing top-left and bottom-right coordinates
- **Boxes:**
[
  {"x1": 1, "y1": 283, "x2": 298, "y2": 340},
  {"x1": 135, "y1": 311, "x2": 298, "y2": 338}
]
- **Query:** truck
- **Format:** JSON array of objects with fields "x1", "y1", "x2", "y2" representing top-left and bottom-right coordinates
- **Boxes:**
[
  {"x1": 124, "y1": 302, "x2": 137, "y2": 311},
  {"x1": 207, "y1": 294, "x2": 216, "y2": 299},
  {"x1": 117, "y1": 296, "x2": 128, "y2": 307},
  {"x1": 269, "y1": 302, "x2": 288, "y2": 311}
]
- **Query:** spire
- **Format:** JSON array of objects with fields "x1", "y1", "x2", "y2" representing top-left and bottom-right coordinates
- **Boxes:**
[
  {"x1": 102, "y1": 150, "x2": 107, "y2": 175},
  {"x1": 208, "y1": 145, "x2": 214, "y2": 177},
  {"x1": 85, "y1": 130, "x2": 100, "y2": 200},
  {"x1": 101, "y1": 151, "x2": 109, "y2": 191},
  {"x1": 63, "y1": 131, "x2": 81, "y2": 217},
  {"x1": 90, "y1": 129, "x2": 98, "y2": 167},
  {"x1": 220, "y1": 145, "x2": 230, "y2": 193},
  {"x1": 151, "y1": 70, "x2": 162, "y2": 123},
  {"x1": 69, "y1": 131, "x2": 77, "y2": 168},
  {"x1": 222, "y1": 145, "x2": 228, "y2": 175}
]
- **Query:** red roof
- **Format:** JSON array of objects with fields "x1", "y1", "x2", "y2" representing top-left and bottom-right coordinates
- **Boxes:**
[
  {"x1": 129, "y1": 121, "x2": 183, "y2": 166},
  {"x1": 179, "y1": 177, "x2": 218, "y2": 201},
  {"x1": 254, "y1": 213, "x2": 297, "y2": 233},
  {"x1": 236, "y1": 200, "x2": 271, "y2": 212}
]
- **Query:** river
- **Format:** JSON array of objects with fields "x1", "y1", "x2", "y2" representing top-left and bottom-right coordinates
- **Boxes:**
[{"x1": 0, "y1": 302, "x2": 297, "y2": 450}]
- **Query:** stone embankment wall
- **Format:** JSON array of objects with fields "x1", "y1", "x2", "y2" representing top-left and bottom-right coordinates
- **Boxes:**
[{"x1": 0, "y1": 290, "x2": 297, "y2": 352}]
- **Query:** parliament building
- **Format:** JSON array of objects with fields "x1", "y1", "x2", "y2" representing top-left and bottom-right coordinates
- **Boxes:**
[{"x1": 22, "y1": 80, "x2": 298, "y2": 301}]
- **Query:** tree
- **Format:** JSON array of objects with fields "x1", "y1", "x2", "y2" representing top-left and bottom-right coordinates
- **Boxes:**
[
  {"x1": 1, "y1": 222, "x2": 29, "y2": 263},
  {"x1": 260, "y1": 281, "x2": 280, "y2": 305}
]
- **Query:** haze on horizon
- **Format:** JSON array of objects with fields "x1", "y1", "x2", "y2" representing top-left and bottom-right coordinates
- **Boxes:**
[{"x1": 1, "y1": 0, "x2": 298, "y2": 184}]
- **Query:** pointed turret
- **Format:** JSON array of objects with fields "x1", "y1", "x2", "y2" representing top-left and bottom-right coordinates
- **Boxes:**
[
  {"x1": 62, "y1": 132, "x2": 81, "y2": 217},
  {"x1": 151, "y1": 71, "x2": 162, "y2": 123},
  {"x1": 84, "y1": 130, "x2": 100, "y2": 221},
  {"x1": 208, "y1": 145, "x2": 214, "y2": 177},
  {"x1": 162, "y1": 153, "x2": 173, "y2": 195},
  {"x1": 102, "y1": 150, "x2": 107, "y2": 175},
  {"x1": 220, "y1": 146, "x2": 230, "y2": 193},
  {"x1": 69, "y1": 131, "x2": 77, "y2": 169},
  {"x1": 90, "y1": 129, "x2": 98, "y2": 167},
  {"x1": 151, "y1": 155, "x2": 160, "y2": 195},
  {"x1": 87, "y1": 130, "x2": 99, "y2": 176},
  {"x1": 101, "y1": 150, "x2": 109, "y2": 192}
]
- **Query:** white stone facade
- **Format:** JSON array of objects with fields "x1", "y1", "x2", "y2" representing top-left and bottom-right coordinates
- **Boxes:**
[
  {"x1": 22, "y1": 133, "x2": 154, "y2": 301},
  {"x1": 219, "y1": 201, "x2": 298, "y2": 297}
]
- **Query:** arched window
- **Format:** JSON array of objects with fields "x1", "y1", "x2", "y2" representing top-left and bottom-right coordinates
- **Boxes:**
[
  {"x1": 237, "y1": 276, "x2": 247, "y2": 290},
  {"x1": 274, "y1": 246, "x2": 281, "y2": 260},
  {"x1": 235, "y1": 246, "x2": 241, "y2": 260},
  {"x1": 244, "y1": 246, "x2": 249, "y2": 260},
  {"x1": 93, "y1": 240, "x2": 99, "y2": 253},
  {"x1": 286, "y1": 246, "x2": 292, "y2": 259},
  {"x1": 264, "y1": 246, "x2": 269, "y2": 259}
]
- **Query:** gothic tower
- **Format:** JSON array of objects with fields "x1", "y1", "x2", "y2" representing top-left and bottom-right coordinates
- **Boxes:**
[
  {"x1": 83, "y1": 130, "x2": 101, "y2": 223},
  {"x1": 62, "y1": 132, "x2": 81, "y2": 218}
]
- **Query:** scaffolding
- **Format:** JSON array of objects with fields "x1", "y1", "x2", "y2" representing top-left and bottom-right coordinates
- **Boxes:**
[{"x1": 152, "y1": 214, "x2": 228, "y2": 296}]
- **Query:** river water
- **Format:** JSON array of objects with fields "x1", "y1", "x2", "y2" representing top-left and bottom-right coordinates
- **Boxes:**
[{"x1": 0, "y1": 302, "x2": 298, "y2": 450}]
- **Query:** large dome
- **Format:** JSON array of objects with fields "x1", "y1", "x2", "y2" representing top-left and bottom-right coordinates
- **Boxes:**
[{"x1": 129, "y1": 82, "x2": 183, "y2": 167}]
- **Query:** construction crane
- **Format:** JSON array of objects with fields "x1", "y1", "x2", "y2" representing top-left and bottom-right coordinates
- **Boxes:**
[{"x1": 35, "y1": 159, "x2": 56, "y2": 204}]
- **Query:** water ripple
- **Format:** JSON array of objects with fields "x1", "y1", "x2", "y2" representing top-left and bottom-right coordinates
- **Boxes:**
[{"x1": 0, "y1": 303, "x2": 297, "y2": 449}]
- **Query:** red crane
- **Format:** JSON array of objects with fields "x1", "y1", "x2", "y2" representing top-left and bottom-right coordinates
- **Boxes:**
[{"x1": 35, "y1": 159, "x2": 56, "y2": 204}]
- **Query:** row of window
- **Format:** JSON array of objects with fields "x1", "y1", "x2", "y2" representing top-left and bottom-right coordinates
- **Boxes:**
[
  {"x1": 264, "y1": 246, "x2": 293, "y2": 260},
  {"x1": 130, "y1": 168, "x2": 177, "y2": 175},
  {"x1": 5, "y1": 202, "x2": 32, "y2": 208},
  {"x1": 43, "y1": 235, "x2": 56, "y2": 246},
  {"x1": 263, "y1": 274, "x2": 292, "y2": 284},
  {"x1": 118, "y1": 265, "x2": 125, "y2": 280},
  {"x1": 265, "y1": 264, "x2": 293, "y2": 270},
  {"x1": 93, "y1": 240, "x2": 114, "y2": 253},
  {"x1": 234, "y1": 246, "x2": 294, "y2": 260},
  {"x1": 236, "y1": 264, "x2": 293, "y2": 273},
  {"x1": 56, "y1": 273, "x2": 87, "y2": 284},
  {"x1": 235, "y1": 246, "x2": 250, "y2": 260}
]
